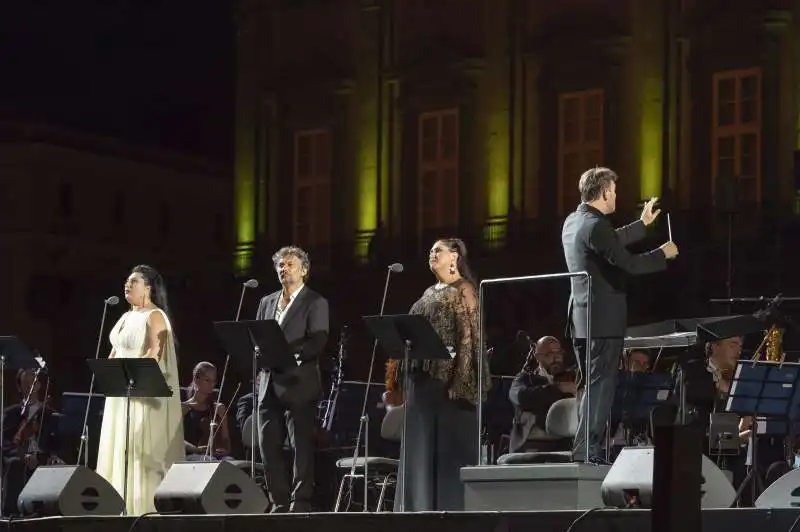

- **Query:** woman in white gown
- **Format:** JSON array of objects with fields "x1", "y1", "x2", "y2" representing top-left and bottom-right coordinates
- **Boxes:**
[{"x1": 96, "y1": 265, "x2": 185, "y2": 515}]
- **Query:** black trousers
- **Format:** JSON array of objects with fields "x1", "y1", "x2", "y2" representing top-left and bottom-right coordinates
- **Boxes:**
[
  {"x1": 257, "y1": 388, "x2": 317, "y2": 509},
  {"x1": 394, "y1": 376, "x2": 477, "y2": 512},
  {"x1": 572, "y1": 337, "x2": 625, "y2": 461}
]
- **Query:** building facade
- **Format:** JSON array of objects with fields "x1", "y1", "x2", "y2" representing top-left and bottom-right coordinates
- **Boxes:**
[
  {"x1": 233, "y1": 0, "x2": 800, "y2": 378},
  {"x1": 235, "y1": 0, "x2": 800, "y2": 267},
  {"x1": 0, "y1": 121, "x2": 233, "y2": 394}
]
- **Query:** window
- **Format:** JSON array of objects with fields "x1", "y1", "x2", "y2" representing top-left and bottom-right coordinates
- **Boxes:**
[
  {"x1": 712, "y1": 68, "x2": 761, "y2": 205},
  {"x1": 557, "y1": 90, "x2": 604, "y2": 216},
  {"x1": 418, "y1": 109, "x2": 459, "y2": 232},
  {"x1": 293, "y1": 129, "x2": 331, "y2": 252}
]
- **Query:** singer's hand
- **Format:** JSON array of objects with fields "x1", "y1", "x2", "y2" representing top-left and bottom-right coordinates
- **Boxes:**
[
  {"x1": 660, "y1": 241, "x2": 678, "y2": 260},
  {"x1": 640, "y1": 197, "x2": 661, "y2": 226}
]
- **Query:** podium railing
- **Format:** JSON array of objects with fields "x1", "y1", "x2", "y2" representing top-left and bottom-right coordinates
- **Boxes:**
[{"x1": 478, "y1": 271, "x2": 591, "y2": 464}]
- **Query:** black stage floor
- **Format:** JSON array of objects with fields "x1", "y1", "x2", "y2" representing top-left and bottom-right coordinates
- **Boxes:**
[{"x1": 1, "y1": 509, "x2": 799, "y2": 532}]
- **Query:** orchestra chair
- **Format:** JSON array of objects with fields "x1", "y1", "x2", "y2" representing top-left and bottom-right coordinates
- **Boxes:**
[
  {"x1": 232, "y1": 414, "x2": 268, "y2": 494},
  {"x1": 333, "y1": 404, "x2": 402, "y2": 512},
  {"x1": 495, "y1": 397, "x2": 578, "y2": 465}
]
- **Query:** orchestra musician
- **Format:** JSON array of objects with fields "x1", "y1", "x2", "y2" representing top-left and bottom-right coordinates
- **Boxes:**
[
  {"x1": 182, "y1": 362, "x2": 232, "y2": 460},
  {"x1": 255, "y1": 246, "x2": 329, "y2": 513},
  {"x1": 508, "y1": 336, "x2": 576, "y2": 453},
  {"x1": 705, "y1": 336, "x2": 788, "y2": 496},
  {"x1": 1, "y1": 368, "x2": 62, "y2": 516},
  {"x1": 384, "y1": 238, "x2": 491, "y2": 511},
  {"x1": 95, "y1": 265, "x2": 184, "y2": 516},
  {"x1": 562, "y1": 167, "x2": 678, "y2": 464}
]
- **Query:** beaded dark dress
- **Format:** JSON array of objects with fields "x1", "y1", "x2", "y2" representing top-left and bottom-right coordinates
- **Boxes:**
[{"x1": 386, "y1": 278, "x2": 491, "y2": 511}]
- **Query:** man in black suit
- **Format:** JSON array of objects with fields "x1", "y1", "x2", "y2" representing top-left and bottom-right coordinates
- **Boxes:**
[
  {"x1": 255, "y1": 246, "x2": 329, "y2": 513},
  {"x1": 562, "y1": 167, "x2": 678, "y2": 463}
]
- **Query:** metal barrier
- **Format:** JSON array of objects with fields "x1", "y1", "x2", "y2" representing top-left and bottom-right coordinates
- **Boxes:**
[{"x1": 477, "y1": 271, "x2": 592, "y2": 464}]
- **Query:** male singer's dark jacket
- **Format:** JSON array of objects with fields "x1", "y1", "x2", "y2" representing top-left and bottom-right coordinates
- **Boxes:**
[
  {"x1": 1, "y1": 404, "x2": 60, "y2": 460},
  {"x1": 562, "y1": 203, "x2": 666, "y2": 338},
  {"x1": 255, "y1": 286, "x2": 329, "y2": 405}
]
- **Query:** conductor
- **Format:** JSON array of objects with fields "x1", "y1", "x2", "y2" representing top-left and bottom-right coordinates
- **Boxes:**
[{"x1": 562, "y1": 167, "x2": 678, "y2": 463}]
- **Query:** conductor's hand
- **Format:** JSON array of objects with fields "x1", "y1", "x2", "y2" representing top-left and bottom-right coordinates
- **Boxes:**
[
  {"x1": 640, "y1": 197, "x2": 661, "y2": 226},
  {"x1": 660, "y1": 241, "x2": 679, "y2": 260}
]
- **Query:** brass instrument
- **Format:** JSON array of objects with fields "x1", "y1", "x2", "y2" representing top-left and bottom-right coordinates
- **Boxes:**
[
  {"x1": 752, "y1": 324, "x2": 785, "y2": 363},
  {"x1": 764, "y1": 325, "x2": 784, "y2": 362}
]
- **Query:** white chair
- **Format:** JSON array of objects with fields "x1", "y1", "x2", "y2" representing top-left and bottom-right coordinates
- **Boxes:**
[
  {"x1": 496, "y1": 397, "x2": 578, "y2": 465},
  {"x1": 333, "y1": 404, "x2": 402, "y2": 512},
  {"x1": 229, "y1": 414, "x2": 267, "y2": 492}
]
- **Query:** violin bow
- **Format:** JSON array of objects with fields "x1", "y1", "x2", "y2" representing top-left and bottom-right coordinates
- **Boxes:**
[{"x1": 203, "y1": 381, "x2": 241, "y2": 459}]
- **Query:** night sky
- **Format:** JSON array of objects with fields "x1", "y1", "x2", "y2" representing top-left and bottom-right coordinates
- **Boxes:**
[{"x1": 0, "y1": 1, "x2": 234, "y2": 162}]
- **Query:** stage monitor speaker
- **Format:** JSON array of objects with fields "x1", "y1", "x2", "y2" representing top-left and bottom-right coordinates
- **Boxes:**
[
  {"x1": 154, "y1": 460, "x2": 268, "y2": 514},
  {"x1": 755, "y1": 468, "x2": 800, "y2": 508},
  {"x1": 17, "y1": 465, "x2": 125, "y2": 517},
  {"x1": 601, "y1": 446, "x2": 736, "y2": 509}
]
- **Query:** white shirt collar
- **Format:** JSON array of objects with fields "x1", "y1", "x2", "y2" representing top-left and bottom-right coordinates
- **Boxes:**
[
  {"x1": 535, "y1": 365, "x2": 554, "y2": 384},
  {"x1": 282, "y1": 283, "x2": 304, "y2": 302}
]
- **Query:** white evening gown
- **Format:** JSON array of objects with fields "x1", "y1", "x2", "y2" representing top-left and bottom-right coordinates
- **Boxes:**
[{"x1": 95, "y1": 308, "x2": 185, "y2": 515}]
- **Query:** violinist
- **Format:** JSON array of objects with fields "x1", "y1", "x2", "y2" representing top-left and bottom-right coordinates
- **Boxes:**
[
  {"x1": 2, "y1": 368, "x2": 62, "y2": 516},
  {"x1": 508, "y1": 336, "x2": 577, "y2": 453},
  {"x1": 182, "y1": 362, "x2": 232, "y2": 461}
]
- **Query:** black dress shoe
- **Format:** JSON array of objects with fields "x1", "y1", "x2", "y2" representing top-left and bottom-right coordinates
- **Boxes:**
[{"x1": 289, "y1": 501, "x2": 312, "y2": 513}]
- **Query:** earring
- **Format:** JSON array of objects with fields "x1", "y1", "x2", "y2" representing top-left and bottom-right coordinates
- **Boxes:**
[{"x1": 450, "y1": 263, "x2": 456, "y2": 275}]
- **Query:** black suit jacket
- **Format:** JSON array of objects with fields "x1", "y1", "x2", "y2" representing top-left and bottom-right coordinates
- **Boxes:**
[
  {"x1": 255, "y1": 286, "x2": 329, "y2": 405},
  {"x1": 562, "y1": 203, "x2": 667, "y2": 338}
]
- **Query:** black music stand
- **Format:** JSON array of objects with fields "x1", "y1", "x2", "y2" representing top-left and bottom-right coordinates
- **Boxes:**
[
  {"x1": 363, "y1": 314, "x2": 453, "y2": 512},
  {"x1": 610, "y1": 372, "x2": 673, "y2": 448},
  {"x1": 87, "y1": 358, "x2": 172, "y2": 515},
  {"x1": 213, "y1": 319, "x2": 295, "y2": 478},
  {"x1": 725, "y1": 359, "x2": 800, "y2": 506},
  {"x1": 0, "y1": 337, "x2": 39, "y2": 515}
]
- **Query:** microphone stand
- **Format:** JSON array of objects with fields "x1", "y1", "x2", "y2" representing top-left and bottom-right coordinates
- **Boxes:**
[
  {"x1": 77, "y1": 299, "x2": 115, "y2": 467},
  {"x1": 207, "y1": 282, "x2": 251, "y2": 462},
  {"x1": 346, "y1": 266, "x2": 396, "y2": 512}
]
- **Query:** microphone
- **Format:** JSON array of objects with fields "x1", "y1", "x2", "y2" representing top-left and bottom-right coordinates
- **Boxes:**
[
  {"x1": 235, "y1": 279, "x2": 259, "y2": 322},
  {"x1": 348, "y1": 260, "x2": 403, "y2": 509},
  {"x1": 227, "y1": 278, "x2": 259, "y2": 469},
  {"x1": 78, "y1": 296, "x2": 118, "y2": 466}
]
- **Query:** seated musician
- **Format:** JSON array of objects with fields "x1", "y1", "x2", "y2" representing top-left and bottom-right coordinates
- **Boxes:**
[
  {"x1": 1, "y1": 369, "x2": 62, "y2": 516},
  {"x1": 235, "y1": 380, "x2": 262, "y2": 461},
  {"x1": 182, "y1": 362, "x2": 232, "y2": 461},
  {"x1": 707, "y1": 336, "x2": 791, "y2": 490},
  {"x1": 508, "y1": 336, "x2": 576, "y2": 453}
]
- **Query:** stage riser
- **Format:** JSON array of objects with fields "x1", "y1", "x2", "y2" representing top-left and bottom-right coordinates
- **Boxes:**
[
  {"x1": 461, "y1": 464, "x2": 609, "y2": 511},
  {"x1": 2, "y1": 510, "x2": 800, "y2": 532}
]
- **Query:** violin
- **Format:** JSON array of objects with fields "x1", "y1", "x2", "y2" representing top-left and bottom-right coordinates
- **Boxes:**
[{"x1": 12, "y1": 396, "x2": 52, "y2": 457}]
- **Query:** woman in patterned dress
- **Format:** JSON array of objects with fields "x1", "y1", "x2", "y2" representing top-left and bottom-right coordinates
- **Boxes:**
[{"x1": 385, "y1": 238, "x2": 491, "y2": 511}]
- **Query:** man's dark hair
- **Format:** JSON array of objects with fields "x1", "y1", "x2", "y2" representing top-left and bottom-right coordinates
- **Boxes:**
[{"x1": 579, "y1": 166, "x2": 618, "y2": 203}]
